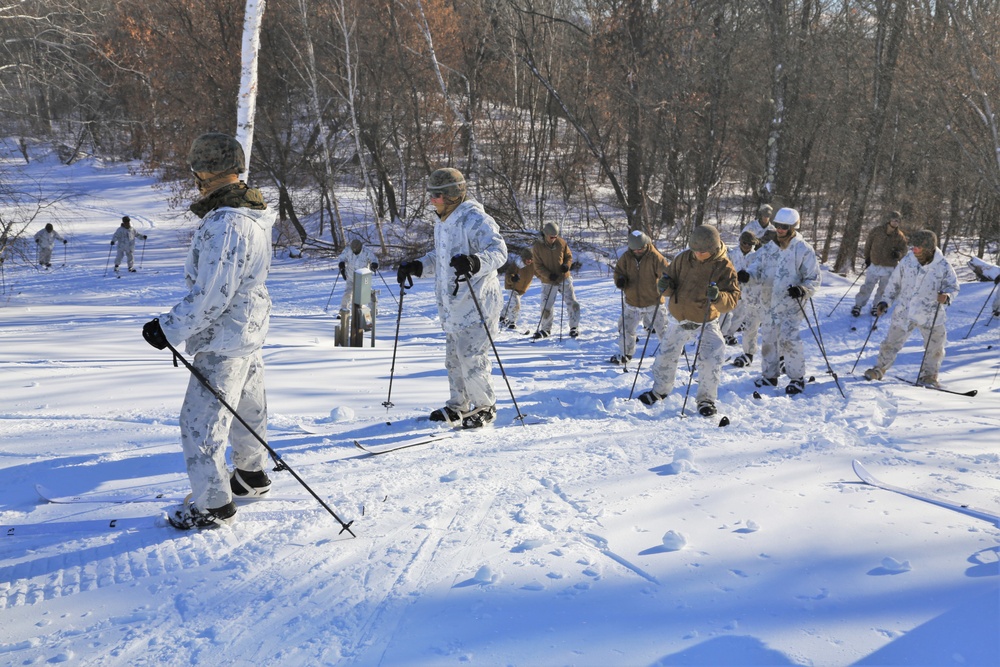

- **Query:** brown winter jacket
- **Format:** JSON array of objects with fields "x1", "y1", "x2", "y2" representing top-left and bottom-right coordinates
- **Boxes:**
[
  {"x1": 532, "y1": 236, "x2": 573, "y2": 285},
  {"x1": 504, "y1": 263, "x2": 534, "y2": 295},
  {"x1": 660, "y1": 246, "x2": 739, "y2": 323},
  {"x1": 864, "y1": 224, "x2": 908, "y2": 268},
  {"x1": 614, "y1": 245, "x2": 671, "y2": 308}
]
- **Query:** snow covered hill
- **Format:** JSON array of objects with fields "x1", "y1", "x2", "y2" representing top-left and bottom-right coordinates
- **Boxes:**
[{"x1": 1, "y1": 148, "x2": 998, "y2": 666}]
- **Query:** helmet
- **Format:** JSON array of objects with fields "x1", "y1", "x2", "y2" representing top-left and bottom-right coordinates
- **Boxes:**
[
  {"x1": 759, "y1": 204, "x2": 773, "y2": 217},
  {"x1": 739, "y1": 231, "x2": 758, "y2": 247},
  {"x1": 689, "y1": 225, "x2": 721, "y2": 253},
  {"x1": 519, "y1": 247, "x2": 534, "y2": 262},
  {"x1": 427, "y1": 168, "x2": 467, "y2": 200},
  {"x1": 122, "y1": 216, "x2": 130, "y2": 225},
  {"x1": 542, "y1": 221, "x2": 560, "y2": 237},
  {"x1": 911, "y1": 229, "x2": 937, "y2": 250},
  {"x1": 628, "y1": 230, "x2": 650, "y2": 250},
  {"x1": 773, "y1": 207, "x2": 800, "y2": 228},
  {"x1": 350, "y1": 239, "x2": 363, "y2": 254},
  {"x1": 45, "y1": 223, "x2": 53, "y2": 232},
  {"x1": 188, "y1": 133, "x2": 246, "y2": 174}
]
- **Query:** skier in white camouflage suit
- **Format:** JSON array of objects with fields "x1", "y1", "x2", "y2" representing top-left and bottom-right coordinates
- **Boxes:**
[
  {"x1": 396, "y1": 168, "x2": 508, "y2": 429},
  {"x1": 336, "y1": 238, "x2": 378, "y2": 311},
  {"x1": 724, "y1": 231, "x2": 762, "y2": 367},
  {"x1": 745, "y1": 207, "x2": 821, "y2": 395},
  {"x1": 742, "y1": 204, "x2": 773, "y2": 239},
  {"x1": 111, "y1": 216, "x2": 147, "y2": 272},
  {"x1": 863, "y1": 229, "x2": 959, "y2": 388},
  {"x1": 141, "y1": 132, "x2": 276, "y2": 530},
  {"x1": 33, "y1": 223, "x2": 66, "y2": 268}
]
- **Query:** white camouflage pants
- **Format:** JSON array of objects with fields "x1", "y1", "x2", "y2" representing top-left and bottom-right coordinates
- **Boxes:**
[
  {"x1": 537, "y1": 277, "x2": 581, "y2": 333},
  {"x1": 445, "y1": 323, "x2": 496, "y2": 412},
  {"x1": 874, "y1": 313, "x2": 947, "y2": 381},
  {"x1": 761, "y1": 304, "x2": 807, "y2": 381},
  {"x1": 339, "y1": 277, "x2": 356, "y2": 311},
  {"x1": 501, "y1": 290, "x2": 523, "y2": 326},
  {"x1": 619, "y1": 302, "x2": 667, "y2": 358},
  {"x1": 854, "y1": 265, "x2": 894, "y2": 310},
  {"x1": 114, "y1": 245, "x2": 136, "y2": 270},
  {"x1": 650, "y1": 318, "x2": 725, "y2": 405},
  {"x1": 180, "y1": 351, "x2": 269, "y2": 510},
  {"x1": 723, "y1": 300, "x2": 762, "y2": 357}
]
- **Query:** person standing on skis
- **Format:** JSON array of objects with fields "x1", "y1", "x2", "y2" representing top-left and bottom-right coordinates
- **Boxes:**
[
  {"x1": 531, "y1": 222, "x2": 581, "y2": 339},
  {"x1": 141, "y1": 132, "x2": 276, "y2": 530},
  {"x1": 396, "y1": 168, "x2": 508, "y2": 429},
  {"x1": 851, "y1": 210, "x2": 908, "y2": 317},
  {"x1": 33, "y1": 223, "x2": 66, "y2": 269},
  {"x1": 336, "y1": 238, "x2": 378, "y2": 312},
  {"x1": 637, "y1": 224, "x2": 739, "y2": 416},
  {"x1": 863, "y1": 229, "x2": 959, "y2": 388},
  {"x1": 111, "y1": 216, "x2": 148, "y2": 273},
  {"x1": 724, "y1": 231, "x2": 761, "y2": 367},
  {"x1": 611, "y1": 230, "x2": 670, "y2": 365}
]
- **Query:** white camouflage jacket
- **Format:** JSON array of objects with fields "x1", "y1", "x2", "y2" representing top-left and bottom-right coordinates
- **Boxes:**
[
  {"x1": 159, "y1": 205, "x2": 276, "y2": 357},
  {"x1": 882, "y1": 249, "x2": 959, "y2": 327},
  {"x1": 730, "y1": 246, "x2": 761, "y2": 306},
  {"x1": 749, "y1": 233, "x2": 821, "y2": 315},
  {"x1": 33, "y1": 228, "x2": 65, "y2": 250},
  {"x1": 337, "y1": 245, "x2": 378, "y2": 279},
  {"x1": 420, "y1": 199, "x2": 508, "y2": 333},
  {"x1": 112, "y1": 226, "x2": 144, "y2": 250}
]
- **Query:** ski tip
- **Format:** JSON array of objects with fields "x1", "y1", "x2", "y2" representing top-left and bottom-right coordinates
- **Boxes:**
[
  {"x1": 718, "y1": 416, "x2": 730, "y2": 427},
  {"x1": 752, "y1": 391, "x2": 762, "y2": 400}
]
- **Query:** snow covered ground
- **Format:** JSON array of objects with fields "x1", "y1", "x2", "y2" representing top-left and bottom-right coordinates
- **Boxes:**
[{"x1": 1, "y1": 147, "x2": 998, "y2": 666}]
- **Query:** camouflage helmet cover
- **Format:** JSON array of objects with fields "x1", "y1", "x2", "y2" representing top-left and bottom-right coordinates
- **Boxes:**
[
  {"x1": 350, "y1": 239, "x2": 363, "y2": 253},
  {"x1": 689, "y1": 224, "x2": 721, "y2": 253},
  {"x1": 911, "y1": 229, "x2": 938, "y2": 250},
  {"x1": 427, "y1": 168, "x2": 467, "y2": 200},
  {"x1": 188, "y1": 132, "x2": 246, "y2": 174}
]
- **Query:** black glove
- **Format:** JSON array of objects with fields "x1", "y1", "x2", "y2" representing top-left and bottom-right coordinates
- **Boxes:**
[
  {"x1": 110, "y1": 241, "x2": 115, "y2": 246},
  {"x1": 511, "y1": 273, "x2": 520, "y2": 282},
  {"x1": 142, "y1": 319, "x2": 169, "y2": 350},
  {"x1": 549, "y1": 272, "x2": 559, "y2": 282},
  {"x1": 876, "y1": 301, "x2": 889, "y2": 316},
  {"x1": 657, "y1": 275, "x2": 675, "y2": 294},
  {"x1": 737, "y1": 270, "x2": 750, "y2": 284},
  {"x1": 35, "y1": 238, "x2": 40, "y2": 244},
  {"x1": 864, "y1": 259, "x2": 871, "y2": 268},
  {"x1": 993, "y1": 274, "x2": 1000, "y2": 285},
  {"x1": 62, "y1": 239, "x2": 68, "y2": 244},
  {"x1": 559, "y1": 263, "x2": 570, "y2": 273},
  {"x1": 787, "y1": 285, "x2": 805, "y2": 299},
  {"x1": 615, "y1": 276, "x2": 627, "y2": 289},
  {"x1": 450, "y1": 254, "x2": 481, "y2": 277},
  {"x1": 396, "y1": 260, "x2": 423, "y2": 285},
  {"x1": 706, "y1": 284, "x2": 720, "y2": 302},
  {"x1": 370, "y1": 262, "x2": 379, "y2": 271},
  {"x1": 338, "y1": 261, "x2": 347, "y2": 279},
  {"x1": 142, "y1": 235, "x2": 148, "y2": 240}
]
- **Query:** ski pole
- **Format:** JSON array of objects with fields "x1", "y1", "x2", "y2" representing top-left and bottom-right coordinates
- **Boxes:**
[
  {"x1": 795, "y1": 297, "x2": 846, "y2": 398},
  {"x1": 324, "y1": 273, "x2": 341, "y2": 312},
  {"x1": 914, "y1": 300, "x2": 943, "y2": 385},
  {"x1": 533, "y1": 283, "x2": 558, "y2": 339},
  {"x1": 680, "y1": 292, "x2": 714, "y2": 417},
  {"x1": 456, "y1": 269, "x2": 527, "y2": 426},
  {"x1": 374, "y1": 268, "x2": 399, "y2": 309},
  {"x1": 558, "y1": 279, "x2": 566, "y2": 341},
  {"x1": 628, "y1": 301, "x2": 663, "y2": 400},
  {"x1": 962, "y1": 280, "x2": 998, "y2": 339},
  {"x1": 827, "y1": 270, "x2": 865, "y2": 317},
  {"x1": 618, "y1": 289, "x2": 628, "y2": 372},
  {"x1": 383, "y1": 275, "x2": 411, "y2": 410},
  {"x1": 500, "y1": 288, "x2": 514, "y2": 323},
  {"x1": 103, "y1": 243, "x2": 114, "y2": 278},
  {"x1": 850, "y1": 312, "x2": 882, "y2": 374},
  {"x1": 139, "y1": 237, "x2": 147, "y2": 269},
  {"x1": 157, "y1": 329, "x2": 356, "y2": 537},
  {"x1": 62, "y1": 242, "x2": 67, "y2": 267}
]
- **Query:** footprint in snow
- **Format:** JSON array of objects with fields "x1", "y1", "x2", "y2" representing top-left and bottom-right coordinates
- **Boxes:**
[{"x1": 868, "y1": 557, "x2": 912, "y2": 575}]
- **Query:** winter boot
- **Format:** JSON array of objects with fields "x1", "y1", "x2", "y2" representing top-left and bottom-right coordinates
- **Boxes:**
[
  {"x1": 754, "y1": 376, "x2": 778, "y2": 388},
  {"x1": 917, "y1": 374, "x2": 940, "y2": 388},
  {"x1": 697, "y1": 400, "x2": 717, "y2": 417},
  {"x1": 732, "y1": 353, "x2": 753, "y2": 368},
  {"x1": 851, "y1": 305, "x2": 862, "y2": 317},
  {"x1": 507, "y1": 322, "x2": 518, "y2": 330},
  {"x1": 569, "y1": 327, "x2": 579, "y2": 338},
  {"x1": 532, "y1": 330, "x2": 550, "y2": 340},
  {"x1": 461, "y1": 405, "x2": 496, "y2": 429},
  {"x1": 609, "y1": 353, "x2": 632, "y2": 365},
  {"x1": 638, "y1": 389, "x2": 666, "y2": 406},
  {"x1": 993, "y1": 309, "x2": 1000, "y2": 318},
  {"x1": 863, "y1": 367, "x2": 883, "y2": 381},
  {"x1": 430, "y1": 406, "x2": 463, "y2": 423},
  {"x1": 129, "y1": 268, "x2": 137, "y2": 273},
  {"x1": 231, "y1": 468, "x2": 272, "y2": 497},
  {"x1": 785, "y1": 378, "x2": 806, "y2": 395},
  {"x1": 167, "y1": 497, "x2": 237, "y2": 530},
  {"x1": 724, "y1": 335, "x2": 738, "y2": 346}
]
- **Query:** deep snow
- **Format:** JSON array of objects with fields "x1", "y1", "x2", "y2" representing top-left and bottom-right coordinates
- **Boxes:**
[{"x1": 1, "y1": 146, "x2": 998, "y2": 666}]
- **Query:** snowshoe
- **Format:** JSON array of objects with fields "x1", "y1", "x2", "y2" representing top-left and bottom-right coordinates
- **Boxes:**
[
  {"x1": 167, "y1": 497, "x2": 237, "y2": 530},
  {"x1": 532, "y1": 330, "x2": 550, "y2": 340},
  {"x1": 754, "y1": 376, "x2": 778, "y2": 388},
  {"x1": 461, "y1": 405, "x2": 496, "y2": 429},
  {"x1": 230, "y1": 468, "x2": 272, "y2": 497},
  {"x1": 863, "y1": 367, "x2": 883, "y2": 381},
  {"x1": 638, "y1": 390, "x2": 665, "y2": 406},
  {"x1": 785, "y1": 379, "x2": 805, "y2": 395},
  {"x1": 850, "y1": 306, "x2": 861, "y2": 317},
  {"x1": 697, "y1": 401, "x2": 717, "y2": 417},
  {"x1": 430, "y1": 406, "x2": 463, "y2": 423},
  {"x1": 732, "y1": 353, "x2": 753, "y2": 368}
]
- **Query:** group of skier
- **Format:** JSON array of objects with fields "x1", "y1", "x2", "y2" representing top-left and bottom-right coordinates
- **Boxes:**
[{"x1": 28, "y1": 216, "x2": 148, "y2": 273}]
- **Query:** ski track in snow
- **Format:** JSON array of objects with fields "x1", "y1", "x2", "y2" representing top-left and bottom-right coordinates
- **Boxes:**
[{"x1": 1, "y1": 147, "x2": 999, "y2": 665}]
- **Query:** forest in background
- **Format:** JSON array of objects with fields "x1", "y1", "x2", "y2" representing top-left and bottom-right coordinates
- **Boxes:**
[{"x1": 2, "y1": 0, "x2": 1000, "y2": 270}]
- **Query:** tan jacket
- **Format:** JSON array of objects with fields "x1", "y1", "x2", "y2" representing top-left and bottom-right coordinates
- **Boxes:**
[
  {"x1": 504, "y1": 263, "x2": 534, "y2": 295},
  {"x1": 614, "y1": 245, "x2": 671, "y2": 308},
  {"x1": 864, "y1": 224, "x2": 908, "y2": 268},
  {"x1": 532, "y1": 236, "x2": 573, "y2": 285},
  {"x1": 660, "y1": 246, "x2": 739, "y2": 323}
]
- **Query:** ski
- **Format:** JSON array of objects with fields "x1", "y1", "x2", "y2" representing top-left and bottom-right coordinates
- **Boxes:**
[
  {"x1": 35, "y1": 483, "x2": 309, "y2": 505},
  {"x1": 852, "y1": 460, "x2": 1000, "y2": 527},
  {"x1": 354, "y1": 432, "x2": 455, "y2": 456},
  {"x1": 4, "y1": 508, "x2": 320, "y2": 537},
  {"x1": 890, "y1": 376, "x2": 977, "y2": 397}
]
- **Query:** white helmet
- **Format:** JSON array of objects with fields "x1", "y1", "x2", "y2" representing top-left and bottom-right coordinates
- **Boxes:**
[{"x1": 773, "y1": 207, "x2": 800, "y2": 228}]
